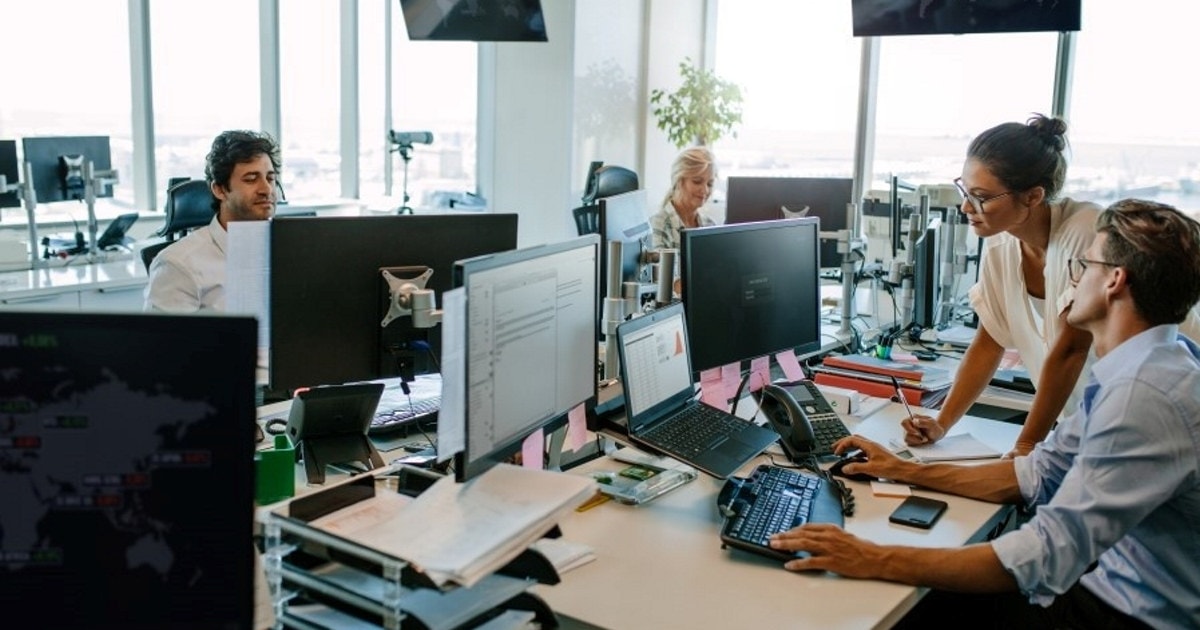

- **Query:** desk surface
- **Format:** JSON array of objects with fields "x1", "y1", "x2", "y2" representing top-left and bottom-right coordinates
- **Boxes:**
[{"x1": 536, "y1": 403, "x2": 1019, "y2": 630}]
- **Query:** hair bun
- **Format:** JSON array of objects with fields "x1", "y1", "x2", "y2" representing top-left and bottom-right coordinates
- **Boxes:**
[{"x1": 1026, "y1": 114, "x2": 1068, "y2": 152}]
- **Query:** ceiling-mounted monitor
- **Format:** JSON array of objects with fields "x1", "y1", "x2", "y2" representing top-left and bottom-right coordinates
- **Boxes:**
[
  {"x1": 852, "y1": 0, "x2": 1080, "y2": 37},
  {"x1": 400, "y1": 0, "x2": 548, "y2": 42}
]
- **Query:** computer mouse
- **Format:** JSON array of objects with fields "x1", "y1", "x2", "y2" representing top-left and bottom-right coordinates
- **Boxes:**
[{"x1": 829, "y1": 454, "x2": 875, "y2": 483}]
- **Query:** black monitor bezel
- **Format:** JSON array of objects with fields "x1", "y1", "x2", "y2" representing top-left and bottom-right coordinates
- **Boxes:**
[
  {"x1": 680, "y1": 217, "x2": 823, "y2": 375},
  {"x1": 267, "y1": 213, "x2": 518, "y2": 397},
  {"x1": 851, "y1": 0, "x2": 1081, "y2": 37},
  {"x1": 0, "y1": 140, "x2": 20, "y2": 209},
  {"x1": 0, "y1": 311, "x2": 256, "y2": 628},
  {"x1": 724, "y1": 176, "x2": 852, "y2": 269},
  {"x1": 399, "y1": 0, "x2": 548, "y2": 41},
  {"x1": 20, "y1": 136, "x2": 114, "y2": 204},
  {"x1": 452, "y1": 234, "x2": 600, "y2": 482}
]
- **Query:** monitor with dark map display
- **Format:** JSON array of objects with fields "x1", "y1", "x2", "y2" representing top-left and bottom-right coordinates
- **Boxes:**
[{"x1": 0, "y1": 312, "x2": 257, "y2": 629}]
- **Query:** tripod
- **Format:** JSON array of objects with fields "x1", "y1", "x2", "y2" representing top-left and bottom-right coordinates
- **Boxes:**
[{"x1": 396, "y1": 143, "x2": 414, "y2": 215}]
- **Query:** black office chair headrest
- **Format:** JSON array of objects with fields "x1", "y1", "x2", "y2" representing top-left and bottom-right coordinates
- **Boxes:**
[
  {"x1": 583, "y1": 166, "x2": 639, "y2": 204},
  {"x1": 160, "y1": 179, "x2": 216, "y2": 237}
]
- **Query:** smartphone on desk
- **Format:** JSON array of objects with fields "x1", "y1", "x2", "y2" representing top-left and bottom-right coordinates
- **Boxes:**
[{"x1": 888, "y1": 496, "x2": 947, "y2": 529}]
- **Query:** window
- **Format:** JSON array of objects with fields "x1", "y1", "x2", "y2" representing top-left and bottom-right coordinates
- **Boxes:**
[
  {"x1": 714, "y1": 2, "x2": 861, "y2": 181},
  {"x1": 573, "y1": 0, "x2": 644, "y2": 201},
  {"x1": 280, "y1": 0, "x2": 342, "y2": 200},
  {"x1": 388, "y1": 14, "x2": 478, "y2": 210},
  {"x1": 0, "y1": 1, "x2": 133, "y2": 217},
  {"x1": 358, "y1": 0, "x2": 388, "y2": 201},
  {"x1": 872, "y1": 32, "x2": 1057, "y2": 193},
  {"x1": 1070, "y1": 2, "x2": 1200, "y2": 218},
  {"x1": 152, "y1": 2, "x2": 260, "y2": 200}
]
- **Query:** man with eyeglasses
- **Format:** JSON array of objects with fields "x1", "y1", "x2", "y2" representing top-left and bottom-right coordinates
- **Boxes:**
[
  {"x1": 770, "y1": 199, "x2": 1200, "y2": 630},
  {"x1": 144, "y1": 130, "x2": 281, "y2": 312}
]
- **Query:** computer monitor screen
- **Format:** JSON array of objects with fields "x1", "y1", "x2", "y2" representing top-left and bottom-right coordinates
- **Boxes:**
[
  {"x1": 681, "y1": 217, "x2": 822, "y2": 374},
  {"x1": 399, "y1": 0, "x2": 547, "y2": 41},
  {"x1": 20, "y1": 136, "x2": 113, "y2": 204},
  {"x1": 852, "y1": 0, "x2": 1081, "y2": 37},
  {"x1": 0, "y1": 312, "x2": 256, "y2": 629},
  {"x1": 725, "y1": 176, "x2": 851, "y2": 268},
  {"x1": 269, "y1": 213, "x2": 518, "y2": 396},
  {"x1": 598, "y1": 189, "x2": 652, "y2": 297},
  {"x1": 0, "y1": 140, "x2": 19, "y2": 209},
  {"x1": 454, "y1": 234, "x2": 599, "y2": 481}
]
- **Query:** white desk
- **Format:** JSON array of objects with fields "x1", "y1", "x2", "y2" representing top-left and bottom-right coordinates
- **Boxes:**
[{"x1": 537, "y1": 403, "x2": 1019, "y2": 630}]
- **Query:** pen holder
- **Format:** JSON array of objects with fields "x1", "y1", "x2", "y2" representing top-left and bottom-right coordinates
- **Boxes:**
[{"x1": 255, "y1": 434, "x2": 296, "y2": 504}]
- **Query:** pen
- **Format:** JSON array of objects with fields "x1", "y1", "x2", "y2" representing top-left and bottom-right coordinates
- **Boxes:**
[{"x1": 888, "y1": 375, "x2": 915, "y2": 420}]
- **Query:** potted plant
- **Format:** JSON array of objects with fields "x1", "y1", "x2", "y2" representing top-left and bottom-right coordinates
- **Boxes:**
[{"x1": 650, "y1": 58, "x2": 744, "y2": 149}]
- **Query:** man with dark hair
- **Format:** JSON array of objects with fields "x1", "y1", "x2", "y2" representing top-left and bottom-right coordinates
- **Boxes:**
[
  {"x1": 144, "y1": 130, "x2": 280, "y2": 312},
  {"x1": 769, "y1": 199, "x2": 1200, "y2": 629}
]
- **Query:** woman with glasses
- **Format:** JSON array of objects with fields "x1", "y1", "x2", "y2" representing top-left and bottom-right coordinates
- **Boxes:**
[{"x1": 902, "y1": 115, "x2": 1103, "y2": 455}]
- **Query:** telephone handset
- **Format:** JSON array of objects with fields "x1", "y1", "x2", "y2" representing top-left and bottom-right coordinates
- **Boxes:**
[{"x1": 755, "y1": 380, "x2": 845, "y2": 462}]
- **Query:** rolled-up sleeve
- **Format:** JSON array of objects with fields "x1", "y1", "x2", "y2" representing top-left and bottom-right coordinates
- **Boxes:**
[{"x1": 990, "y1": 378, "x2": 1190, "y2": 605}]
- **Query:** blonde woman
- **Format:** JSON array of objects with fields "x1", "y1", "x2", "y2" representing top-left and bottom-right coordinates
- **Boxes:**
[{"x1": 649, "y1": 147, "x2": 717, "y2": 249}]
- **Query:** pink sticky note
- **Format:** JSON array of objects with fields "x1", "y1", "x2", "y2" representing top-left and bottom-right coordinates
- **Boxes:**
[
  {"x1": 522, "y1": 429, "x2": 544, "y2": 469},
  {"x1": 720, "y1": 363, "x2": 742, "y2": 409},
  {"x1": 749, "y1": 356, "x2": 771, "y2": 392},
  {"x1": 566, "y1": 403, "x2": 587, "y2": 452},
  {"x1": 700, "y1": 367, "x2": 725, "y2": 409},
  {"x1": 774, "y1": 350, "x2": 805, "y2": 382}
]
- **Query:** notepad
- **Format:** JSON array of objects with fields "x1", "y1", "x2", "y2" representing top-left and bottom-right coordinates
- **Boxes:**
[{"x1": 891, "y1": 433, "x2": 1001, "y2": 463}]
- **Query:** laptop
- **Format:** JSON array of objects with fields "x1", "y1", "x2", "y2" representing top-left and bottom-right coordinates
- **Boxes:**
[{"x1": 615, "y1": 303, "x2": 780, "y2": 479}]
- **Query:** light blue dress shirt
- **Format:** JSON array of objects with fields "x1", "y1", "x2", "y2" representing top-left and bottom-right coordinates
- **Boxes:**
[{"x1": 991, "y1": 324, "x2": 1200, "y2": 630}]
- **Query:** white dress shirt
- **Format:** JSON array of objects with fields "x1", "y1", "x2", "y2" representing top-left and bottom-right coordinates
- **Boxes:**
[{"x1": 143, "y1": 214, "x2": 227, "y2": 312}]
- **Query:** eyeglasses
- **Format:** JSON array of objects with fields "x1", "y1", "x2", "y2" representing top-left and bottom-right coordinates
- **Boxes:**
[
  {"x1": 1068, "y1": 258, "x2": 1120, "y2": 283},
  {"x1": 953, "y1": 177, "x2": 1014, "y2": 214}
]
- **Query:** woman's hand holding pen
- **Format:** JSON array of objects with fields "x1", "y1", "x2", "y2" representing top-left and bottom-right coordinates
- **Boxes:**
[{"x1": 901, "y1": 413, "x2": 944, "y2": 446}]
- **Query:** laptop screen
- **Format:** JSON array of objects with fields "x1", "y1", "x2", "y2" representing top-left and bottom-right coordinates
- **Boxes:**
[{"x1": 618, "y1": 305, "x2": 694, "y2": 423}]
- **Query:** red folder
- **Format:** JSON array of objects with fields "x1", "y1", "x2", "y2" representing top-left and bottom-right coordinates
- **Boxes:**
[{"x1": 813, "y1": 371, "x2": 922, "y2": 405}]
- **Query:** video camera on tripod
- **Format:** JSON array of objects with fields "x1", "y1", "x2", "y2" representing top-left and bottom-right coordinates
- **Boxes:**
[{"x1": 388, "y1": 130, "x2": 434, "y2": 214}]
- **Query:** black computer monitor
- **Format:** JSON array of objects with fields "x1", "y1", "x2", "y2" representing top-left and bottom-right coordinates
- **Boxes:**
[
  {"x1": 453, "y1": 234, "x2": 600, "y2": 482},
  {"x1": 0, "y1": 140, "x2": 20, "y2": 209},
  {"x1": 725, "y1": 176, "x2": 852, "y2": 269},
  {"x1": 20, "y1": 136, "x2": 114, "y2": 204},
  {"x1": 681, "y1": 217, "x2": 822, "y2": 374},
  {"x1": 0, "y1": 311, "x2": 257, "y2": 629},
  {"x1": 598, "y1": 189, "x2": 652, "y2": 297},
  {"x1": 910, "y1": 209, "x2": 944, "y2": 331},
  {"x1": 399, "y1": 0, "x2": 548, "y2": 41},
  {"x1": 268, "y1": 213, "x2": 518, "y2": 396}
]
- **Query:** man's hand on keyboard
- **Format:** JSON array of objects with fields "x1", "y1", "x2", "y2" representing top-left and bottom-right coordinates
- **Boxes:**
[{"x1": 767, "y1": 523, "x2": 880, "y2": 576}]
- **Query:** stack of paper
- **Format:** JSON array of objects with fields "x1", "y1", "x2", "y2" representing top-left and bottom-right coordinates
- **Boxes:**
[
  {"x1": 893, "y1": 433, "x2": 1001, "y2": 463},
  {"x1": 311, "y1": 464, "x2": 596, "y2": 587}
]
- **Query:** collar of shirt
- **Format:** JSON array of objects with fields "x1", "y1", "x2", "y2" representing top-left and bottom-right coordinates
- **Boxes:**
[
  {"x1": 1090, "y1": 324, "x2": 1180, "y2": 387},
  {"x1": 208, "y1": 213, "x2": 228, "y2": 255}
]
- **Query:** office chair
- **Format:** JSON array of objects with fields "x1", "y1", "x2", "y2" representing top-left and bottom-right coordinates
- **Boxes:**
[
  {"x1": 139, "y1": 179, "x2": 216, "y2": 271},
  {"x1": 573, "y1": 165, "x2": 638, "y2": 236},
  {"x1": 572, "y1": 204, "x2": 600, "y2": 236},
  {"x1": 582, "y1": 165, "x2": 639, "y2": 205}
]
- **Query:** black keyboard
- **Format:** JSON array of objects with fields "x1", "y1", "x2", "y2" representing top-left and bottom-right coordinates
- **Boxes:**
[
  {"x1": 718, "y1": 465, "x2": 845, "y2": 561},
  {"x1": 809, "y1": 413, "x2": 852, "y2": 457},
  {"x1": 641, "y1": 404, "x2": 749, "y2": 457},
  {"x1": 369, "y1": 395, "x2": 440, "y2": 434}
]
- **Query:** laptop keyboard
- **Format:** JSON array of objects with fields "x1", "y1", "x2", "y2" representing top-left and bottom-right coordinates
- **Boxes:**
[
  {"x1": 370, "y1": 394, "x2": 440, "y2": 434},
  {"x1": 809, "y1": 413, "x2": 852, "y2": 457},
  {"x1": 720, "y1": 465, "x2": 843, "y2": 557},
  {"x1": 641, "y1": 404, "x2": 749, "y2": 457}
]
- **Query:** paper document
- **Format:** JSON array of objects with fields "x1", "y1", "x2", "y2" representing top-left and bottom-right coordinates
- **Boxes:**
[
  {"x1": 332, "y1": 464, "x2": 595, "y2": 587},
  {"x1": 891, "y1": 433, "x2": 1001, "y2": 463}
]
